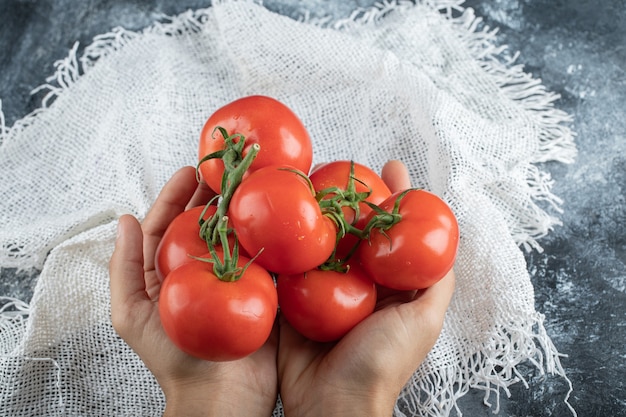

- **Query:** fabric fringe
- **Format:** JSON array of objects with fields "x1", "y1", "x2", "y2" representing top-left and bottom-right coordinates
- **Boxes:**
[
  {"x1": 2, "y1": 42, "x2": 84, "y2": 144},
  {"x1": 0, "y1": 1, "x2": 577, "y2": 416},
  {"x1": 394, "y1": 314, "x2": 576, "y2": 417},
  {"x1": 0, "y1": 10, "x2": 208, "y2": 147}
]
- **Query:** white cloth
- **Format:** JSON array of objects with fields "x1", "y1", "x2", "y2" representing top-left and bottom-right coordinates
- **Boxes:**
[{"x1": 0, "y1": 1, "x2": 577, "y2": 415}]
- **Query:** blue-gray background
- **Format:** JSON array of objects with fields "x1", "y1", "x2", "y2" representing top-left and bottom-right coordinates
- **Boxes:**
[{"x1": 1, "y1": 1, "x2": 624, "y2": 415}]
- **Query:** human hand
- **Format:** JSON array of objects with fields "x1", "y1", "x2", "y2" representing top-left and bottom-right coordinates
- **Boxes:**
[
  {"x1": 277, "y1": 160, "x2": 456, "y2": 417},
  {"x1": 109, "y1": 166, "x2": 278, "y2": 417}
]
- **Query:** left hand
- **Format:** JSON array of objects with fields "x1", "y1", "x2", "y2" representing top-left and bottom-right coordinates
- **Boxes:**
[{"x1": 109, "y1": 166, "x2": 278, "y2": 417}]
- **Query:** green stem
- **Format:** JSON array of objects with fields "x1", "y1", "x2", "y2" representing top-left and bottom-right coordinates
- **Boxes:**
[
  {"x1": 359, "y1": 188, "x2": 416, "y2": 251},
  {"x1": 199, "y1": 141, "x2": 260, "y2": 246},
  {"x1": 318, "y1": 188, "x2": 416, "y2": 272},
  {"x1": 315, "y1": 161, "x2": 374, "y2": 271},
  {"x1": 196, "y1": 127, "x2": 261, "y2": 281},
  {"x1": 208, "y1": 216, "x2": 243, "y2": 282}
]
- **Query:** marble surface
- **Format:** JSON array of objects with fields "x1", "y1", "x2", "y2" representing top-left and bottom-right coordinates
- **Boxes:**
[{"x1": 1, "y1": 0, "x2": 624, "y2": 416}]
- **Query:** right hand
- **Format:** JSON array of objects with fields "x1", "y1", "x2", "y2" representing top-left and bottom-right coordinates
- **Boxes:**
[{"x1": 276, "y1": 160, "x2": 456, "y2": 417}]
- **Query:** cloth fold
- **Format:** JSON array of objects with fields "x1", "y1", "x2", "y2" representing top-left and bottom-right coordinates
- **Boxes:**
[{"x1": 0, "y1": 1, "x2": 576, "y2": 415}]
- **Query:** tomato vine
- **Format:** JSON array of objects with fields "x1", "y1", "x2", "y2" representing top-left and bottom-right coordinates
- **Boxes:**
[{"x1": 196, "y1": 127, "x2": 261, "y2": 281}]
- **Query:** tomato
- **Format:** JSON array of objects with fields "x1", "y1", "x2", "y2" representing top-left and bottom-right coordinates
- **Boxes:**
[
  {"x1": 357, "y1": 189, "x2": 459, "y2": 291},
  {"x1": 198, "y1": 95, "x2": 313, "y2": 194},
  {"x1": 155, "y1": 205, "x2": 214, "y2": 282},
  {"x1": 277, "y1": 263, "x2": 376, "y2": 342},
  {"x1": 159, "y1": 252, "x2": 278, "y2": 361},
  {"x1": 155, "y1": 205, "x2": 247, "y2": 282},
  {"x1": 309, "y1": 160, "x2": 391, "y2": 259},
  {"x1": 229, "y1": 165, "x2": 337, "y2": 275}
]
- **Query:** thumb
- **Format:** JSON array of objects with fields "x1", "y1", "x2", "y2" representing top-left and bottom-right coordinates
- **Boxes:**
[
  {"x1": 397, "y1": 268, "x2": 456, "y2": 352},
  {"x1": 109, "y1": 214, "x2": 149, "y2": 333},
  {"x1": 381, "y1": 160, "x2": 411, "y2": 192}
]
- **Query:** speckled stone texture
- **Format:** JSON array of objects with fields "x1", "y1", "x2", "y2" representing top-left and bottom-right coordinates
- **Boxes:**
[{"x1": 1, "y1": 1, "x2": 624, "y2": 415}]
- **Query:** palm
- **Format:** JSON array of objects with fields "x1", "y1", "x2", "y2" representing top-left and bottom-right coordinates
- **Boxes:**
[
  {"x1": 126, "y1": 270, "x2": 278, "y2": 394},
  {"x1": 277, "y1": 272, "x2": 454, "y2": 416},
  {"x1": 276, "y1": 298, "x2": 407, "y2": 411}
]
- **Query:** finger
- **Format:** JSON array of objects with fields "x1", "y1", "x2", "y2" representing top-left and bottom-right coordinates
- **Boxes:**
[
  {"x1": 143, "y1": 166, "x2": 199, "y2": 235},
  {"x1": 412, "y1": 268, "x2": 456, "y2": 317},
  {"x1": 375, "y1": 268, "x2": 455, "y2": 370},
  {"x1": 374, "y1": 287, "x2": 417, "y2": 310},
  {"x1": 381, "y1": 160, "x2": 411, "y2": 193},
  {"x1": 109, "y1": 215, "x2": 149, "y2": 330},
  {"x1": 187, "y1": 180, "x2": 217, "y2": 210},
  {"x1": 142, "y1": 166, "x2": 199, "y2": 270},
  {"x1": 399, "y1": 268, "x2": 456, "y2": 338}
]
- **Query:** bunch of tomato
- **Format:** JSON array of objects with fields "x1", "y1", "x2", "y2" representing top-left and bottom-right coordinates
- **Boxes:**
[{"x1": 155, "y1": 95, "x2": 459, "y2": 361}]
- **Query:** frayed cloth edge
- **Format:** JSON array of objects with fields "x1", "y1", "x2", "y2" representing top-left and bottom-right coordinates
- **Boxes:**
[{"x1": 395, "y1": 313, "x2": 576, "y2": 417}]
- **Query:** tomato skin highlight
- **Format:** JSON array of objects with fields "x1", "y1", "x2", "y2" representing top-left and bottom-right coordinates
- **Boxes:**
[
  {"x1": 277, "y1": 264, "x2": 377, "y2": 342},
  {"x1": 309, "y1": 160, "x2": 391, "y2": 259},
  {"x1": 198, "y1": 95, "x2": 313, "y2": 194},
  {"x1": 158, "y1": 254, "x2": 278, "y2": 361},
  {"x1": 155, "y1": 205, "x2": 214, "y2": 282},
  {"x1": 358, "y1": 189, "x2": 459, "y2": 291},
  {"x1": 229, "y1": 165, "x2": 337, "y2": 275}
]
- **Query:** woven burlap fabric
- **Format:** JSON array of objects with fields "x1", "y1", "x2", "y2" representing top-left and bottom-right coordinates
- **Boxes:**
[{"x1": 0, "y1": 1, "x2": 576, "y2": 415}]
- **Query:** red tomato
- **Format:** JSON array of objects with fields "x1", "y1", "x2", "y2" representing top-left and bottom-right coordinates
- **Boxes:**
[
  {"x1": 198, "y1": 95, "x2": 313, "y2": 194},
  {"x1": 358, "y1": 189, "x2": 459, "y2": 291},
  {"x1": 277, "y1": 263, "x2": 376, "y2": 342},
  {"x1": 155, "y1": 205, "x2": 246, "y2": 282},
  {"x1": 155, "y1": 205, "x2": 214, "y2": 282},
  {"x1": 309, "y1": 160, "x2": 391, "y2": 259},
  {"x1": 229, "y1": 165, "x2": 336, "y2": 275},
  {"x1": 159, "y1": 253, "x2": 278, "y2": 361}
]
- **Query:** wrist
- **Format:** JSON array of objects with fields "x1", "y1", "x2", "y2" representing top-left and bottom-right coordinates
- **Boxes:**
[
  {"x1": 288, "y1": 386, "x2": 396, "y2": 417},
  {"x1": 162, "y1": 379, "x2": 275, "y2": 417},
  {"x1": 324, "y1": 393, "x2": 395, "y2": 417},
  {"x1": 162, "y1": 382, "x2": 218, "y2": 417},
  {"x1": 163, "y1": 397, "x2": 218, "y2": 417}
]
